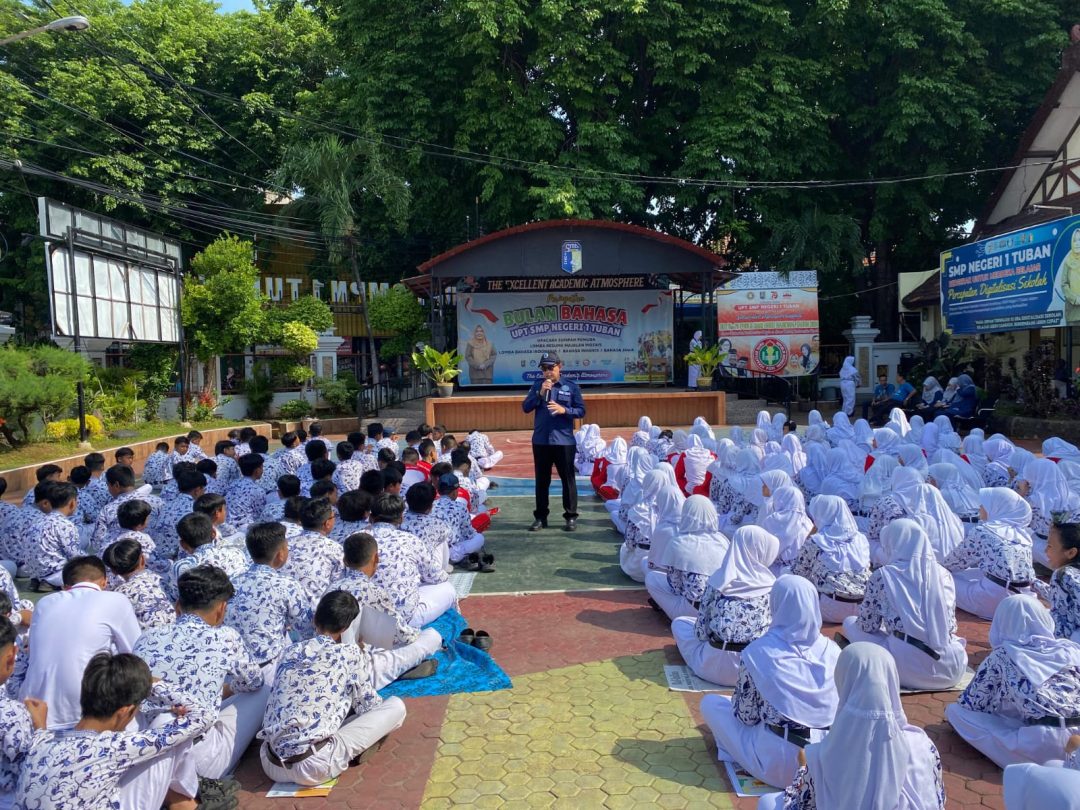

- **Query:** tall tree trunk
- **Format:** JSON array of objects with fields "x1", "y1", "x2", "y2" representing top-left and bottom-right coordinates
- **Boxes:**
[
  {"x1": 349, "y1": 240, "x2": 380, "y2": 386},
  {"x1": 870, "y1": 241, "x2": 899, "y2": 341}
]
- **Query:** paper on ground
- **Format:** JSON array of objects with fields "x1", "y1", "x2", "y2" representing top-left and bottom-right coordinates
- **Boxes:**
[
  {"x1": 723, "y1": 760, "x2": 777, "y2": 797},
  {"x1": 267, "y1": 778, "x2": 338, "y2": 798},
  {"x1": 900, "y1": 667, "x2": 975, "y2": 695},
  {"x1": 664, "y1": 664, "x2": 728, "y2": 693},
  {"x1": 449, "y1": 571, "x2": 477, "y2": 598}
]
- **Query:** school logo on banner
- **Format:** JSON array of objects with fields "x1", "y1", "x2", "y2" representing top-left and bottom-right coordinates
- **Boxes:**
[
  {"x1": 754, "y1": 337, "x2": 789, "y2": 373},
  {"x1": 561, "y1": 241, "x2": 582, "y2": 275}
]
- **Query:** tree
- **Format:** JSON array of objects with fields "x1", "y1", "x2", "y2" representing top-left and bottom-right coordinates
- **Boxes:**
[
  {"x1": 367, "y1": 284, "x2": 429, "y2": 361},
  {"x1": 275, "y1": 134, "x2": 410, "y2": 385},
  {"x1": 0, "y1": 344, "x2": 92, "y2": 443}
]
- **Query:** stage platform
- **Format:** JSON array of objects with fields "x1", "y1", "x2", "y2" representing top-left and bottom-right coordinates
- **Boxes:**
[{"x1": 424, "y1": 387, "x2": 725, "y2": 431}]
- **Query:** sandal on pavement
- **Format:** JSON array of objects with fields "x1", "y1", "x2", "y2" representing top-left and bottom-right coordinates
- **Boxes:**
[
  {"x1": 399, "y1": 658, "x2": 439, "y2": 680},
  {"x1": 472, "y1": 630, "x2": 493, "y2": 652}
]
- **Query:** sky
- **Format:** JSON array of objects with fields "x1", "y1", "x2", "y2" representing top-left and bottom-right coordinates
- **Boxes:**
[{"x1": 213, "y1": 0, "x2": 255, "y2": 12}]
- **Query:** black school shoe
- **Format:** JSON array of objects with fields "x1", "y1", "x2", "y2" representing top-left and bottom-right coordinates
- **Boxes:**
[
  {"x1": 477, "y1": 552, "x2": 495, "y2": 573},
  {"x1": 564, "y1": 518, "x2": 577, "y2": 532},
  {"x1": 529, "y1": 519, "x2": 547, "y2": 531}
]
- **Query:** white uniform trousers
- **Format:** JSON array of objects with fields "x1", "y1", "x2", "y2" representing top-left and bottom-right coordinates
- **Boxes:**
[
  {"x1": 644, "y1": 571, "x2": 697, "y2": 620},
  {"x1": 841, "y1": 617, "x2": 969, "y2": 691},
  {"x1": 448, "y1": 532, "x2": 485, "y2": 564},
  {"x1": 476, "y1": 451, "x2": 503, "y2": 469},
  {"x1": 370, "y1": 628, "x2": 442, "y2": 689},
  {"x1": 619, "y1": 544, "x2": 647, "y2": 583},
  {"x1": 409, "y1": 582, "x2": 457, "y2": 627},
  {"x1": 945, "y1": 703, "x2": 1077, "y2": 768},
  {"x1": 192, "y1": 686, "x2": 272, "y2": 779},
  {"x1": 118, "y1": 712, "x2": 199, "y2": 809},
  {"x1": 259, "y1": 697, "x2": 407, "y2": 786},
  {"x1": 951, "y1": 568, "x2": 1032, "y2": 620},
  {"x1": 671, "y1": 616, "x2": 742, "y2": 686},
  {"x1": 818, "y1": 592, "x2": 860, "y2": 624}
]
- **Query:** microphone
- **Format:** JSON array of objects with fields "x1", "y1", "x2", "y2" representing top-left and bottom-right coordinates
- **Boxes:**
[{"x1": 542, "y1": 385, "x2": 551, "y2": 403}]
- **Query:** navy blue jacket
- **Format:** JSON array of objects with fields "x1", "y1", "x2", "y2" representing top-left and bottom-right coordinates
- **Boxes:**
[{"x1": 522, "y1": 378, "x2": 586, "y2": 445}]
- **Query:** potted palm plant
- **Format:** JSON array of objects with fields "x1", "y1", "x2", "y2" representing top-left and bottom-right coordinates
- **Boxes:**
[
  {"x1": 411, "y1": 345, "x2": 463, "y2": 397},
  {"x1": 684, "y1": 344, "x2": 724, "y2": 389}
]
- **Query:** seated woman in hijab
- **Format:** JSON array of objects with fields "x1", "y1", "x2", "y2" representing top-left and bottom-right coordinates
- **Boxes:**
[
  {"x1": 630, "y1": 415, "x2": 653, "y2": 449},
  {"x1": 888, "y1": 407, "x2": 912, "y2": 437},
  {"x1": 666, "y1": 429, "x2": 689, "y2": 466},
  {"x1": 613, "y1": 448, "x2": 655, "y2": 534},
  {"x1": 575, "y1": 424, "x2": 605, "y2": 476},
  {"x1": 791, "y1": 495, "x2": 872, "y2": 623},
  {"x1": 1004, "y1": 757, "x2": 1080, "y2": 810},
  {"x1": 855, "y1": 455, "x2": 899, "y2": 531},
  {"x1": 593, "y1": 436, "x2": 627, "y2": 500},
  {"x1": 935, "y1": 377, "x2": 961, "y2": 413},
  {"x1": 781, "y1": 433, "x2": 807, "y2": 478},
  {"x1": 944, "y1": 488, "x2": 1036, "y2": 620},
  {"x1": 701, "y1": 576, "x2": 840, "y2": 789},
  {"x1": 1018, "y1": 458, "x2": 1080, "y2": 568},
  {"x1": 887, "y1": 476, "x2": 966, "y2": 565},
  {"x1": 643, "y1": 425, "x2": 662, "y2": 456},
  {"x1": 928, "y1": 462, "x2": 981, "y2": 528},
  {"x1": 871, "y1": 426, "x2": 903, "y2": 462},
  {"x1": 946, "y1": 595, "x2": 1080, "y2": 768},
  {"x1": 867, "y1": 466, "x2": 924, "y2": 555},
  {"x1": 620, "y1": 467, "x2": 673, "y2": 583},
  {"x1": 672, "y1": 526, "x2": 778, "y2": 686},
  {"x1": 714, "y1": 449, "x2": 763, "y2": 533},
  {"x1": 795, "y1": 444, "x2": 828, "y2": 500},
  {"x1": 897, "y1": 444, "x2": 929, "y2": 478},
  {"x1": 759, "y1": 643, "x2": 946, "y2": 810},
  {"x1": 1043, "y1": 437, "x2": 1080, "y2": 464},
  {"x1": 640, "y1": 483, "x2": 685, "y2": 581},
  {"x1": 708, "y1": 440, "x2": 738, "y2": 507},
  {"x1": 680, "y1": 434, "x2": 716, "y2": 497},
  {"x1": 692, "y1": 417, "x2": 718, "y2": 452},
  {"x1": 913, "y1": 376, "x2": 944, "y2": 419},
  {"x1": 932, "y1": 414, "x2": 962, "y2": 452},
  {"x1": 761, "y1": 486, "x2": 814, "y2": 575},
  {"x1": 756, "y1": 410, "x2": 776, "y2": 443},
  {"x1": 840, "y1": 519, "x2": 968, "y2": 691},
  {"x1": 646, "y1": 495, "x2": 729, "y2": 620},
  {"x1": 852, "y1": 418, "x2": 875, "y2": 457},
  {"x1": 943, "y1": 373, "x2": 978, "y2": 419},
  {"x1": 826, "y1": 412, "x2": 855, "y2": 447},
  {"x1": 802, "y1": 422, "x2": 829, "y2": 452}
]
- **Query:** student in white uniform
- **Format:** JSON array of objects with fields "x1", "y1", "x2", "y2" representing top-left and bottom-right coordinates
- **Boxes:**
[
  {"x1": 1033, "y1": 522, "x2": 1080, "y2": 641},
  {"x1": 760, "y1": 486, "x2": 813, "y2": 575},
  {"x1": 20, "y1": 556, "x2": 141, "y2": 729},
  {"x1": 701, "y1": 575, "x2": 840, "y2": 789},
  {"x1": 1004, "y1": 752, "x2": 1080, "y2": 809},
  {"x1": 758, "y1": 642, "x2": 946, "y2": 810},
  {"x1": 838, "y1": 355, "x2": 859, "y2": 417},
  {"x1": 790, "y1": 494, "x2": 871, "y2": 623},
  {"x1": 645, "y1": 496, "x2": 728, "y2": 620},
  {"x1": 1017, "y1": 458, "x2": 1080, "y2": 568},
  {"x1": 639, "y1": 482, "x2": 685, "y2": 580},
  {"x1": 946, "y1": 595, "x2": 1080, "y2": 768},
  {"x1": 671, "y1": 526, "x2": 777, "y2": 686},
  {"x1": 944, "y1": 487, "x2": 1036, "y2": 619},
  {"x1": 840, "y1": 518, "x2": 968, "y2": 690},
  {"x1": 612, "y1": 448, "x2": 655, "y2": 535},
  {"x1": 619, "y1": 467, "x2": 670, "y2": 583}
]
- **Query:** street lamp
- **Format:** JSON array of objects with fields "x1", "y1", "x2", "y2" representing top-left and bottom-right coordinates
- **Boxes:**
[{"x1": 0, "y1": 16, "x2": 90, "y2": 46}]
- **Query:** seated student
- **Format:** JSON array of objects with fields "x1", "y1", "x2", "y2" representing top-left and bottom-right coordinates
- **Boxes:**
[
  {"x1": 369, "y1": 493, "x2": 455, "y2": 626},
  {"x1": 431, "y1": 476, "x2": 490, "y2": 570},
  {"x1": 325, "y1": 533, "x2": 442, "y2": 680},
  {"x1": 330, "y1": 489, "x2": 373, "y2": 543},
  {"x1": 467, "y1": 428, "x2": 504, "y2": 470},
  {"x1": 430, "y1": 424, "x2": 446, "y2": 444},
  {"x1": 946, "y1": 595, "x2": 1080, "y2": 768},
  {"x1": 135, "y1": 566, "x2": 266, "y2": 785},
  {"x1": 701, "y1": 576, "x2": 841, "y2": 790},
  {"x1": 376, "y1": 447, "x2": 398, "y2": 471},
  {"x1": 870, "y1": 372, "x2": 917, "y2": 426},
  {"x1": 713, "y1": 449, "x2": 763, "y2": 533},
  {"x1": 186, "y1": 429, "x2": 209, "y2": 461},
  {"x1": 1032, "y1": 522, "x2": 1080, "y2": 642},
  {"x1": 81, "y1": 452, "x2": 110, "y2": 513},
  {"x1": 142, "y1": 442, "x2": 172, "y2": 487},
  {"x1": 296, "y1": 440, "x2": 328, "y2": 496},
  {"x1": 840, "y1": 519, "x2": 968, "y2": 691},
  {"x1": 226, "y1": 523, "x2": 313, "y2": 673},
  {"x1": 280, "y1": 498, "x2": 344, "y2": 606},
  {"x1": 167, "y1": 435, "x2": 196, "y2": 469},
  {"x1": 645, "y1": 496, "x2": 729, "y2": 621},
  {"x1": 160, "y1": 459, "x2": 195, "y2": 503},
  {"x1": 20, "y1": 464, "x2": 62, "y2": 508},
  {"x1": 260, "y1": 474, "x2": 301, "y2": 523},
  {"x1": 400, "y1": 447, "x2": 428, "y2": 495},
  {"x1": 172, "y1": 512, "x2": 248, "y2": 593},
  {"x1": 225, "y1": 453, "x2": 267, "y2": 532},
  {"x1": 259, "y1": 590, "x2": 407, "y2": 786},
  {"x1": 194, "y1": 492, "x2": 243, "y2": 550},
  {"x1": 214, "y1": 440, "x2": 241, "y2": 487},
  {"x1": 1017, "y1": 459, "x2": 1080, "y2": 569},
  {"x1": 612, "y1": 448, "x2": 655, "y2": 535},
  {"x1": 1005, "y1": 757, "x2": 1080, "y2": 809},
  {"x1": 671, "y1": 526, "x2": 778, "y2": 686},
  {"x1": 944, "y1": 487, "x2": 1036, "y2": 619},
  {"x1": 196, "y1": 458, "x2": 224, "y2": 496},
  {"x1": 0, "y1": 614, "x2": 41, "y2": 809},
  {"x1": 280, "y1": 495, "x2": 307, "y2": 540},
  {"x1": 234, "y1": 427, "x2": 257, "y2": 458},
  {"x1": 620, "y1": 467, "x2": 673, "y2": 583},
  {"x1": 759, "y1": 642, "x2": 946, "y2": 810},
  {"x1": 248, "y1": 434, "x2": 269, "y2": 460},
  {"x1": 791, "y1": 495, "x2": 872, "y2": 623},
  {"x1": 404, "y1": 430, "x2": 421, "y2": 453},
  {"x1": 68, "y1": 465, "x2": 97, "y2": 547},
  {"x1": 20, "y1": 556, "x2": 141, "y2": 729},
  {"x1": 274, "y1": 431, "x2": 307, "y2": 477},
  {"x1": 592, "y1": 437, "x2": 624, "y2": 499},
  {"x1": 307, "y1": 459, "x2": 338, "y2": 500},
  {"x1": 25, "y1": 482, "x2": 82, "y2": 592},
  {"x1": 0, "y1": 563, "x2": 32, "y2": 634},
  {"x1": 360, "y1": 468, "x2": 386, "y2": 500},
  {"x1": 451, "y1": 450, "x2": 486, "y2": 515},
  {"x1": 417, "y1": 438, "x2": 437, "y2": 470},
  {"x1": 381, "y1": 465, "x2": 404, "y2": 497},
  {"x1": 6, "y1": 482, "x2": 54, "y2": 577},
  {"x1": 333, "y1": 442, "x2": 366, "y2": 493},
  {"x1": 16, "y1": 652, "x2": 212, "y2": 810},
  {"x1": 760, "y1": 485, "x2": 813, "y2": 575},
  {"x1": 144, "y1": 468, "x2": 202, "y2": 559},
  {"x1": 575, "y1": 424, "x2": 603, "y2": 476},
  {"x1": 103, "y1": 538, "x2": 174, "y2": 630},
  {"x1": 310, "y1": 479, "x2": 339, "y2": 513},
  {"x1": 401, "y1": 482, "x2": 453, "y2": 568},
  {"x1": 437, "y1": 435, "x2": 456, "y2": 465},
  {"x1": 113, "y1": 446, "x2": 135, "y2": 469}
]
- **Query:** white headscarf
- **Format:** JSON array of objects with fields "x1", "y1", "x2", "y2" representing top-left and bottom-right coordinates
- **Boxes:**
[
  {"x1": 941, "y1": 377, "x2": 960, "y2": 404},
  {"x1": 808, "y1": 409, "x2": 825, "y2": 428},
  {"x1": 630, "y1": 430, "x2": 650, "y2": 448},
  {"x1": 891, "y1": 466, "x2": 925, "y2": 509},
  {"x1": 808, "y1": 494, "x2": 870, "y2": 573},
  {"x1": 906, "y1": 414, "x2": 925, "y2": 446},
  {"x1": 727, "y1": 448, "x2": 763, "y2": 504},
  {"x1": 840, "y1": 355, "x2": 858, "y2": 381},
  {"x1": 979, "y1": 487, "x2": 1033, "y2": 551},
  {"x1": 760, "y1": 469, "x2": 794, "y2": 505},
  {"x1": 638, "y1": 415, "x2": 653, "y2": 433},
  {"x1": 927, "y1": 462, "x2": 980, "y2": 516},
  {"x1": 879, "y1": 519, "x2": 954, "y2": 650},
  {"x1": 619, "y1": 447, "x2": 655, "y2": 507},
  {"x1": 1059, "y1": 458, "x2": 1080, "y2": 490},
  {"x1": 603, "y1": 437, "x2": 628, "y2": 488},
  {"x1": 989, "y1": 595, "x2": 1080, "y2": 686},
  {"x1": 799, "y1": 444, "x2": 829, "y2": 495},
  {"x1": 962, "y1": 433, "x2": 986, "y2": 473},
  {"x1": 751, "y1": 428, "x2": 769, "y2": 449},
  {"x1": 804, "y1": 643, "x2": 912, "y2": 810},
  {"x1": 920, "y1": 376, "x2": 943, "y2": 405},
  {"x1": 888, "y1": 408, "x2": 911, "y2": 436},
  {"x1": 581, "y1": 424, "x2": 605, "y2": 459},
  {"x1": 770, "y1": 412, "x2": 787, "y2": 444},
  {"x1": 1022, "y1": 457, "x2": 1080, "y2": 519},
  {"x1": 1042, "y1": 437, "x2": 1080, "y2": 462},
  {"x1": 872, "y1": 428, "x2": 902, "y2": 458},
  {"x1": 707, "y1": 525, "x2": 779, "y2": 598},
  {"x1": 683, "y1": 434, "x2": 714, "y2": 493},
  {"x1": 706, "y1": 439, "x2": 738, "y2": 483},
  {"x1": 1004, "y1": 763, "x2": 1080, "y2": 810},
  {"x1": 762, "y1": 452, "x2": 796, "y2": 478},
  {"x1": 756, "y1": 410, "x2": 773, "y2": 437},
  {"x1": 897, "y1": 444, "x2": 928, "y2": 475},
  {"x1": 741, "y1": 575, "x2": 841, "y2": 728},
  {"x1": 804, "y1": 423, "x2": 829, "y2": 448},
  {"x1": 827, "y1": 412, "x2": 855, "y2": 445},
  {"x1": 728, "y1": 426, "x2": 747, "y2": 448},
  {"x1": 627, "y1": 467, "x2": 670, "y2": 536},
  {"x1": 648, "y1": 484, "x2": 686, "y2": 567},
  {"x1": 1011, "y1": 447, "x2": 1036, "y2": 480},
  {"x1": 931, "y1": 447, "x2": 984, "y2": 493},
  {"x1": 691, "y1": 417, "x2": 717, "y2": 452},
  {"x1": 761, "y1": 485, "x2": 813, "y2": 565},
  {"x1": 671, "y1": 429, "x2": 689, "y2": 454},
  {"x1": 657, "y1": 495, "x2": 728, "y2": 576},
  {"x1": 853, "y1": 419, "x2": 874, "y2": 453},
  {"x1": 859, "y1": 455, "x2": 899, "y2": 513},
  {"x1": 984, "y1": 436, "x2": 1015, "y2": 479},
  {"x1": 920, "y1": 422, "x2": 940, "y2": 455},
  {"x1": 781, "y1": 433, "x2": 807, "y2": 475}
]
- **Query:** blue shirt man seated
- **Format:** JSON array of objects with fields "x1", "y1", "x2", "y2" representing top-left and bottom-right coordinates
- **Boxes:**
[
  {"x1": 870, "y1": 372, "x2": 916, "y2": 425},
  {"x1": 862, "y1": 373, "x2": 894, "y2": 420}
]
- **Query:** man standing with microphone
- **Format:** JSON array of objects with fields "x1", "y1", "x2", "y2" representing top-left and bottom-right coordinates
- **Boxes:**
[{"x1": 522, "y1": 351, "x2": 585, "y2": 532}]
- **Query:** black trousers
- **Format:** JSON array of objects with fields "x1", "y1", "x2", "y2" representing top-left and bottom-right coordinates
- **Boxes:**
[{"x1": 532, "y1": 443, "x2": 578, "y2": 521}]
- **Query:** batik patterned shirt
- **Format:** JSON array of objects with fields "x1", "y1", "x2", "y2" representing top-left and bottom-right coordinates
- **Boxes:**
[
  {"x1": 733, "y1": 664, "x2": 807, "y2": 731},
  {"x1": 114, "y1": 570, "x2": 174, "y2": 631},
  {"x1": 0, "y1": 689, "x2": 33, "y2": 795},
  {"x1": 225, "y1": 477, "x2": 266, "y2": 531},
  {"x1": 856, "y1": 568, "x2": 958, "y2": 642},
  {"x1": 25, "y1": 512, "x2": 81, "y2": 579},
  {"x1": 140, "y1": 451, "x2": 171, "y2": 486},
  {"x1": 226, "y1": 564, "x2": 313, "y2": 665},
  {"x1": 695, "y1": 591, "x2": 771, "y2": 645},
  {"x1": 171, "y1": 545, "x2": 248, "y2": 600},
  {"x1": 149, "y1": 493, "x2": 195, "y2": 559},
  {"x1": 1036, "y1": 565, "x2": 1080, "y2": 640},
  {"x1": 943, "y1": 525, "x2": 1036, "y2": 584},
  {"x1": 94, "y1": 491, "x2": 164, "y2": 554},
  {"x1": 333, "y1": 459, "x2": 367, "y2": 494},
  {"x1": 214, "y1": 454, "x2": 241, "y2": 487},
  {"x1": 431, "y1": 498, "x2": 476, "y2": 547},
  {"x1": 0, "y1": 566, "x2": 32, "y2": 619},
  {"x1": 666, "y1": 569, "x2": 711, "y2": 605},
  {"x1": 329, "y1": 519, "x2": 371, "y2": 544},
  {"x1": 280, "y1": 531, "x2": 344, "y2": 606},
  {"x1": 324, "y1": 569, "x2": 419, "y2": 646},
  {"x1": 866, "y1": 494, "x2": 906, "y2": 545},
  {"x1": 369, "y1": 522, "x2": 447, "y2": 619},
  {"x1": 401, "y1": 511, "x2": 454, "y2": 557},
  {"x1": 958, "y1": 648, "x2": 1080, "y2": 721},
  {"x1": 791, "y1": 539, "x2": 870, "y2": 600}
]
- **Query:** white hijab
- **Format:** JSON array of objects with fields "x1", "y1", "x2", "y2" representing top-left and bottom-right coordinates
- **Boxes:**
[
  {"x1": 907, "y1": 414, "x2": 925, "y2": 446},
  {"x1": 657, "y1": 495, "x2": 728, "y2": 576},
  {"x1": 781, "y1": 433, "x2": 807, "y2": 475},
  {"x1": 931, "y1": 447, "x2": 984, "y2": 493},
  {"x1": 984, "y1": 436, "x2": 1015, "y2": 477},
  {"x1": 888, "y1": 407, "x2": 911, "y2": 436},
  {"x1": 728, "y1": 426, "x2": 747, "y2": 448},
  {"x1": 691, "y1": 417, "x2": 717, "y2": 452},
  {"x1": 890, "y1": 466, "x2": 925, "y2": 509},
  {"x1": 619, "y1": 447, "x2": 655, "y2": 507},
  {"x1": 707, "y1": 525, "x2": 779, "y2": 598},
  {"x1": 741, "y1": 575, "x2": 841, "y2": 728},
  {"x1": 727, "y1": 448, "x2": 763, "y2": 504},
  {"x1": 962, "y1": 433, "x2": 987, "y2": 473},
  {"x1": 762, "y1": 451, "x2": 796, "y2": 478},
  {"x1": 805, "y1": 643, "x2": 912, "y2": 810},
  {"x1": 1022, "y1": 457, "x2": 1080, "y2": 519},
  {"x1": 638, "y1": 415, "x2": 653, "y2": 433},
  {"x1": 859, "y1": 455, "x2": 899, "y2": 513},
  {"x1": 920, "y1": 422, "x2": 940, "y2": 455},
  {"x1": 808, "y1": 494, "x2": 870, "y2": 573},
  {"x1": 897, "y1": 444, "x2": 928, "y2": 475},
  {"x1": 989, "y1": 595, "x2": 1080, "y2": 686},
  {"x1": 872, "y1": 428, "x2": 902, "y2": 458},
  {"x1": 1004, "y1": 763, "x2": 1080, "y2": 810},
  {"x1": 756, "y1": 410, "x2": 773, "y2": 437},
  {"x1": 630, "y1": 429, "x2": 650, "y2": 449},
  {"x1": 627, "y1": 467, "x2": 670, "y2": 535},
  {"x1": 751, "y1": 428, "x2": 769, "y2": 449},
  {"x1": 648, "y1": 484, "x2": 686, "y2": 567},
  {"x1": 808, "y1": 409, "x2": 825, "y2": 428},
  {"x1": 1059, "y1": 458, "x2": 1080, "y2": 490},
  {"x1": 1042, "y1": 437, "x2": 1080, "y2": 462},
  {"x1": 941, "y1": 378, "x2": 960, "y2": 404},
  {"x1": 799, "y1": 444, "x2": 829, "y2": 495},
  {"x1": 879, "y1": 519, "x2": 954, "y2": 650},
  {"x1": 683, "y1": 434, "x2": 714, "y2": 492},
  {"x1": 770, "y1": 412, "x2": 787, "y2": 444},
  {"x1": 840, "y1": 355, "x2": 858, "y2": 381},
  {"x1": 827, "y1": 412, "x2": 855, "y2": 445},
  {"x1": 761, "y1": 485, "x2": 813, "y2": 564},
  {"x1": 920, "y1": 376, "x2": 943, "y2": 405},
  {"x1": 853, "y1": 419, "x2": 874, "y2": 453},
  {"x1": 804, "y1": 423, "x2": 829, "y2": 448},
  {"x1": 706, "y1": 439, "x2": 738, "y2": 483},
  {"x1": 580, "y1": 424, "x2": 605, "y2": 458},
  {"x1": 894, "y1": 483, "x2": 966, "y2": 563},
  {"x1": 979, "y1": 487, "x2": 1033, "y2": 551},
  {"x1": 927, "y1": 462, "x2": 980, "y2": 516},
  {"x1": 603, "y1": 437, "x2": 628, "y2": 488}
]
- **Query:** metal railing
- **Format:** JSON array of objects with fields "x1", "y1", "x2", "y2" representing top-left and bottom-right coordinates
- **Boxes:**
[{"x1": 710, "y1": 367, "x2": 803, "y2": 416}]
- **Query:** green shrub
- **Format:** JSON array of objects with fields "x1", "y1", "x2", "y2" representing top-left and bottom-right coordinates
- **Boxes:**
[
  {"x1": 242, "y1": 367, "x2": 276, "y2": 419},
  {"x1": 0, "y1": 344, "x2": 92, "y2": 442},
  {"x1": 316, "y1": 375, "x2": 360, "y2": 414},
  {"x1": 277, "y1": 398, "x2": 313, "y2": 419},
  {"x1": 44, "y1": 415, "x2": 105, "y2": 441}
]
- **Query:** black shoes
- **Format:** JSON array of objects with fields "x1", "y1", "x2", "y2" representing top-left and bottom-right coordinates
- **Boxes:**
[
  {"x1": 399, "y1": 658, "x2": 439, "y2": 680},
  {"x1": 529, "y1": 519, "x2": 547, "y2": 531},
  {"x1": 564, "y1": 518, "x2": 577, "y2": 532}
]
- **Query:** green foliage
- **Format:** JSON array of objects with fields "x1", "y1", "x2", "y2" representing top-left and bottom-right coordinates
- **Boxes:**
[
  {"x1": 411, "y1": 345, "x2": 462, "y2": 385},
  {"x1": 315, "y1": 374, "x2": 360, "y2": 414},
  {"x1": 684, "y1": 344, "x2": 724, "y2": 382},
  {"x1": 183, "y1": 236, "x2": 267, "y2": 361},
  {"x1": 241, "y1": 367, "x2": 276, "y2": 419},
  {"x1": 368, "y1": 284, "x2": 429, "y2": 359},
  {"x1": 278, "y1": 398, "x2": 313, "y2": 419},
  {"x1": 280, "y1": 321, "x2": 319, "y2": 356},
  {"x1": 45, "y1": 416, "x2": 105, "y2": 442},
  {"x1": 0, "y1": 344, "x2": 92, "y2": 442},
  {"x1": 93, "y1": 376, "x2": 141, "y2": 425},
  {"x1": 127, "y1": 345, "x2": 179, "y2": 421},
  {"x1": 265, "y1": 296, "x2": 335, "y2": 341}
]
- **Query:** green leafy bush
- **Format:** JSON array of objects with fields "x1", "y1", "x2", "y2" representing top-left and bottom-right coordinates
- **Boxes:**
[
  {"x1": 242, "y1": 366, "x2": 275, "y2": 419},
  {"x1": 0, "y1": 344, "x2": 92, "y2": 442},
  {"x1": 316, "y1": 375, "x2": 360, "y2": 414},
  {"x1": 278, "y1": 398, "x2": 313, "y2": 419}
]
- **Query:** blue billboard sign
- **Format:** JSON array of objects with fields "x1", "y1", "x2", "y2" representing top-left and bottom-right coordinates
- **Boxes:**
[{"x1": 941, "y1": 213, "x2": 1080, "y2": 334}]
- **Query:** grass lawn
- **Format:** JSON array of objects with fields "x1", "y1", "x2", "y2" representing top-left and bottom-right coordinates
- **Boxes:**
[{"x1": 0, "y1": 418, "x2": 262, "y2": 472}]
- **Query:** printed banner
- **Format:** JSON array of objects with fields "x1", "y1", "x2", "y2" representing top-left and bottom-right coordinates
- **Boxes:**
[
  {"x1": 941, "y1": 214, "x2": 1080, "y2": 334},
  {"x1": 456, "y1": 289, "x2": 674, "y2": 385},
  {"x1": 715, "y1": 271, "x2": 819, "y2": 376}
]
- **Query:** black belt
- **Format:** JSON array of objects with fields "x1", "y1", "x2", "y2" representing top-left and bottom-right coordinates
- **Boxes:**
[
  {"x1": 266, "y1": 737, "x2": 331, "y2": 768},
  {"x1": 636, "y1": 542, "x2": 651, "y2": 550},
  {"x1": 707, "y1": 637, "x2": 749, "y2": 652},
  {"x1": 691, "y1": 600, "x2": 701, "y2": 611},
  {"x1": 960, "y1": 516, "x2": 979, "y2": 524},
  {"x1": 892, "y1": 630, "x2": 941, "y2": 661},
  {"x1": 987, "y1": 573, "x2": 1032, "y2": 593},
  {"x1": 766, "y1": 723, "x2": 828, "y2": 749},
  {"x1": 1024, "y1": 715, "x2": 1080, "y2": 728},
  {"x1": 1036, "y1": 532, "x2": 1049, "y2": 542},
  {"x1": 852, "y1": 509, "x2": 870, "y2": 518},
  {"x1": 825, "y1": 592, "x2": 864, "y2": 604}
]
